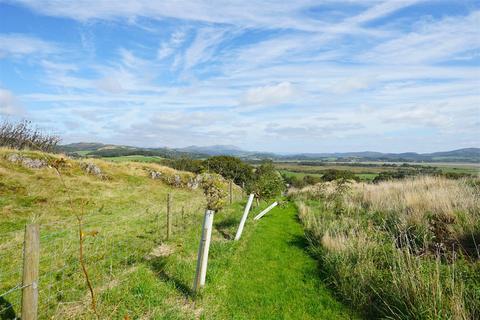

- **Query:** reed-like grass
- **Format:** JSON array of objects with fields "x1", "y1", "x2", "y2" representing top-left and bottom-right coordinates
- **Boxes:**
[{"x1": 290, "y1": 177, "x2": 480, "y2": 319}]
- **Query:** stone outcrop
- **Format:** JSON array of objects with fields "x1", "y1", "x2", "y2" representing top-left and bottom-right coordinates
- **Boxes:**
[
  {"x1": 82, "y1": 162, "x2": 106, "y2": 179},
  {"x1": 7, "y1": 154, "x2": 47, "y2": 169}
]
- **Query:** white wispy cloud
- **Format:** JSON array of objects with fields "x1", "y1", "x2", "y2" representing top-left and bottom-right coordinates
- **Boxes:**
[
  {"x1": 242, "y1": 82, "x2": 296, "y2": 107},
  {"x1": 7, "y1": 1, "x2": 347, "y2": 31},
  {"x1": 0, "y1": 34, "x2": 57, "y2": 58},
  {"x1": 360, "y1": 11, "x2": 480, "y2": 64},
  {"x1": 0, "y1": 88, "x2": 25, "y2": 116},
  {"x1": 183, "y1": 27, "x2": 231, "y2": 70},
  {"x1": 157, "y1": 29, "x2": 187, "y2": 60},
  {"x1": 1, "y1": 0, "x2": 479, "y2": 152}
]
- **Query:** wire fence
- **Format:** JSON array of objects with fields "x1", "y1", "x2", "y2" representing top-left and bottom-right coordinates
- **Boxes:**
[{"x1": 0, "y1": 193, "x2": 214, "y2": 319}]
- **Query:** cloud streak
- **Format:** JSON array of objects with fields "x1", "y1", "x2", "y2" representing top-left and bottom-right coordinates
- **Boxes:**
[{"x1": 0, "y1": 1, "x2": 479, "y2": 152}]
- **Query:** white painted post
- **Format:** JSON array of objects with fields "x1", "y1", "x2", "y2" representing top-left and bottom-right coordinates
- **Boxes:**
[
  {"x1": 234, "y1": 194, "x2": 254, "y2": 241},
  {"x1": 253, "y1": 202, "x2": 278, "y2": 220},
  {"x1": 193, "y1": 209, "x2": 215, "y2": 292},
  {"x1": 200, "y1": 210, "x2": 214, "y2": 286}
]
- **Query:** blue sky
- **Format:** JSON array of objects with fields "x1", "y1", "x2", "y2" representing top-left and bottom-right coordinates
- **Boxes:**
[{"x1": 0, "y1": 0, "x2": 479, "y2": 153}]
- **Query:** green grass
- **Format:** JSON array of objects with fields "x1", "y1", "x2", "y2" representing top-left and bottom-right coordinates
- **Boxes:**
[
  {"x1": 204, "y1": 201, "x2": 356, "y2": 319},
  {"x1": 1, "y1": 149, "x2": 355, "y2": 319},
  {"x1": 280, "y1": 169, "x2": 377, "y2": 182},
  {"x1": 101, "y1": 155, "x2": 165, "y2": 163},
  {"x1": 73, "y1": 150, "x2": 91, "y2": 156},
  {"x1": 279, "y1": 169, "x2": 322, "y2": 179},
  {"x1": 276, "y1": 161, "x2": 479, "y2": 176},
  {"x1": 354, "y1": 173, "x2": 377, "y2": 181}
]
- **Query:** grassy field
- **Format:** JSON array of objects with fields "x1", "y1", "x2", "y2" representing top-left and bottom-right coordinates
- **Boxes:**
[
  {"x1": 0, "y1": 148, "x2": 242, "y2": 318},
  {"x1": 289, "y1": 177, "x2": 480, "y2": 319},
  {"x1": 0, "y1": 148, "x2": 356, "y2": 319},
  {"x1": 101, "y1": 155, "x2": 165, "y2": 163},
  {"x1": 276, "y1": 161, "x2": 479, "y2": 183},
  {"x1": 279, "y1": 168, "x2": 377, "y2": 182}
]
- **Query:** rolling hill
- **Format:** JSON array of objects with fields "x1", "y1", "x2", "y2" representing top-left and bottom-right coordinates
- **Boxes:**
[{"x1": 58, "y1": 143, "x2": 480, "y2": 163}]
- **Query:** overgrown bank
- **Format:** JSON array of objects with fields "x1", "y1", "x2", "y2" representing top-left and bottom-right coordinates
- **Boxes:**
[{"x1": 289, "y1": 177, "x2": 480, "y2": 319}]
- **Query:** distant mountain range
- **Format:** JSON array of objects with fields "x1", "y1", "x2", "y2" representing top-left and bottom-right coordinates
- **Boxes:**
[
  {"x1": 283, "y1": 148, "x2": 480, "y2": 162},
  {"x1": 58, "y1": 143, "x2": 480, "y2": 163}
]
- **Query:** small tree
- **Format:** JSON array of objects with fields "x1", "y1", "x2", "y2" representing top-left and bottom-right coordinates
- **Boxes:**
[
  {"x1": 247, "y1": 160, "x2": 285, "y2": 201},
  {"x1": 203, "y1": 156, "x2": 253, "y2": 186},
  {"x1": 202, "y1": 174, "x2": 228, "y2": 211},
  {"x1": 167, "y1": 157, "x2": 203, "y2": 173}
]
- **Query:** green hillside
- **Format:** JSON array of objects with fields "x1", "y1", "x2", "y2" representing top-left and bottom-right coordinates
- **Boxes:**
[{"x1": 0, "y1": 148, "x2": 352, "y2": 319}]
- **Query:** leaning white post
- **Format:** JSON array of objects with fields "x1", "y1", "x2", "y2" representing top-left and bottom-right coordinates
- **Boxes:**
[
  {"x1": 234, "y1": 194, "x2": 254, "y2": 241},
  {"x1": 193, "y1": 209, "x2": 215, "y2": 292},
  {"x1": 253, "y1": 202, "x2": 278, "y2": 220},
  {"x1": 200, "y1": 210, "x2": 214, "y2": 286}
]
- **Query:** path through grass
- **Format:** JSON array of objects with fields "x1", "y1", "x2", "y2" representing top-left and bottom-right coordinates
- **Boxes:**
[{"x1": 205, "y1": 202, "x2": 356, "y2": 319}]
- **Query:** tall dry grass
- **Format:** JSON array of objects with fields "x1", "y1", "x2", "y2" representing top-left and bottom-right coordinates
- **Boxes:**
[
  {"x1": 290, "y1": 176, "x2": 480, "y2": 319},
  {"x1": 346, "y1": 176, "x2": 478, "y2": 224}
]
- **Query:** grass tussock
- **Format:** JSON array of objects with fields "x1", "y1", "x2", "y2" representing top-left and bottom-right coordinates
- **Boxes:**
[{"x1": 290, "y1": 176, "x2": 480, "y2": 319}]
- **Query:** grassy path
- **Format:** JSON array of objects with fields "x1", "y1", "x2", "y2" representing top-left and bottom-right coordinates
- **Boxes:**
[{"x1": 206, "y1": 202, "x2": 356, "y2": 319}]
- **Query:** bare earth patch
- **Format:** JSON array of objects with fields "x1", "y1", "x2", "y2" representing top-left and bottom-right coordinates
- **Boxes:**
[{"x1": 145, "y1": 243, "x2": 175, "y2": 260}]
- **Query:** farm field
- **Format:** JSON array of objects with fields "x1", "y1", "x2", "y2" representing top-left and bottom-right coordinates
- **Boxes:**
[
  {"x1": 101, "y1": 155, "x2": 165, "y2": 163},
  {"x1": 276, "y1": 161, "x2": 480, "y2": 182}
]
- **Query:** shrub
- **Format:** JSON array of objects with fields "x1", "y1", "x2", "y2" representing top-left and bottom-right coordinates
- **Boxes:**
[
  {"x1": 282, "y1": 174, "x2": 322, "y2": 188},
  {"x1": 201, "y1": 173, "x2": 228, "y2": 211},
  {"x1": 247, "y1": 160, "x2": 285, "y2": 200},
  {"x1": 203, "y1": 156, "x2": 254, "y2": 186},
  {"x1": 0, "y1": 120, "x2": 60, "y2": 152},
  {"x1": 166, "y1": 157, "x2": 203, "y2": 173},
  {"x1": 321, "y1": 169, "x2": 358, "y2": 182}
]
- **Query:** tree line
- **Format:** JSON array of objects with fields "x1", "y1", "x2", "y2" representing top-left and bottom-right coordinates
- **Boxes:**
[{"x1": 165, "y1": 156, "x2": 285, "y2": 201}]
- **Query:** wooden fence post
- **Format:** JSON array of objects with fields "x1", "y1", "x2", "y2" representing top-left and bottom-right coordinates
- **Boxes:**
[
  {"x1": 193, "y1": 210, "x2": 215, "y2": 293},
  {"x1": 181, "y1": 206, "x2": 185, "y2": 230},
  {"x1": 166, "y1": 193, "x2": 172, "y2": 240},
  {"x1": 234, "y1": 194, "x2": 254, "y2": 241},
  {"x1": 229, "y1": 180, "x2": 233, "y2": 205},
  {"x1": 253, "y1": 202, "x2": 278, "y2": 220},
  {"x1": 21, "y1": 223, "x2": 40, "y2": 320}
]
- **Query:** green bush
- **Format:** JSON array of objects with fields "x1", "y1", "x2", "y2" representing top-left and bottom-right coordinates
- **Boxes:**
[
  {"x1": 247, "y1": 160, "x2": 285, "y2": 200},
  {"x1": 321, "y1": 169, "x2": 358, "y2": 182},
  {"x1": 165, "y1": 157, "x2": 203, "y2": 173},
  {"x1": 203, "y1": 156, "x2": 254, "y2": 186},
  {"x1": 201, "y1": 173, "x2": 228, "y2": 211}
]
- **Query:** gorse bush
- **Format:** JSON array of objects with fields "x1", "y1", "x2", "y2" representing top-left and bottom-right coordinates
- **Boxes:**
[
  {"x1": 0, "y1": 120, "x2": 60, "y2": 152},
  {"x1": 290, "y1": 177, "x2": 480, "y2": 319}
]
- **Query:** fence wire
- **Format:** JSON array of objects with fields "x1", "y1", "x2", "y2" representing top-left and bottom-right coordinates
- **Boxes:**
[{"x1": 0, "y1": 195, "x2": 210, "y2": 319}]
